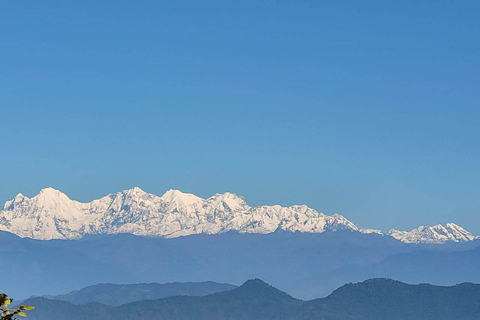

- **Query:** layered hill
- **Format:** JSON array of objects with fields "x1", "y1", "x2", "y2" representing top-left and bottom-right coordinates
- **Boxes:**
[
  {"x1": 24, "y1": 279, "x2": 480, "y2": 320},
  {"x1": 42, "y1": 281, "x2": 236, "y2": 306},
  {"x1": 3, "y1": 229, "x2": 480, "y2": 300}
]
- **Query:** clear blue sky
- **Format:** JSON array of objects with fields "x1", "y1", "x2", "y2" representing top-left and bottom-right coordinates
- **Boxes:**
[{"x1": 1, "y1": 0, "x2": 479, "y2": 233}]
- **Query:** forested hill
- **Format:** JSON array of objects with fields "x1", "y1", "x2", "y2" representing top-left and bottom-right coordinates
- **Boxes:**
[{"x1": 24, "y1": 278, "x2": 480, "y2": 320}]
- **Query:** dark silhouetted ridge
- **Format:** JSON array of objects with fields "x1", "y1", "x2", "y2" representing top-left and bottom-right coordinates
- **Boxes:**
[
  {"x1": 23, "y1": 278, "x2": 480, "y2": 320},
  {"x1": 220, "y1": 278, "x2": 295, "y2": 301}
]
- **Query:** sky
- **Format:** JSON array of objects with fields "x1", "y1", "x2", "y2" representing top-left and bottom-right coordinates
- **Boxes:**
[{"x1": 1, "y1": 0, "x2": 479, "y2": 233}]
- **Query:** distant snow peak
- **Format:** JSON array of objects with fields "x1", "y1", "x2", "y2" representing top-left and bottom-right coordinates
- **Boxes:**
[
  {"x1": 388, "y1": 223, "x2": 478, "y2": 244},
  {"x1": 36, "y1": 187, "x2": 72, "y2": 203},
  {"x1": 161, "y1": 189, "x2": 202, "y2": 205},
  {"x1": 0, "y1": 187, "x2": 477, "y2": 244},
  {"x1": 0, "y1": 187, "x2": 361, "y2": 240},
  {"x1": 359, "y1": 228, "x2": 384, "y2": 235},
  {"x1": 39, "y1": 186, "x2": 62, "y2": 195},
  {"x1": 123, "y1": 186, "x2": 147, "y2": 195},
  {"x1": 3, "y1": 193, "x2": 27, "y2": 210}
]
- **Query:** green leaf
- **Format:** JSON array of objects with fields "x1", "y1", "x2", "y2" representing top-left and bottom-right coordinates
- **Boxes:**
[{"x1": 22, "y1": 305, "x2": 35, "y2": 311}]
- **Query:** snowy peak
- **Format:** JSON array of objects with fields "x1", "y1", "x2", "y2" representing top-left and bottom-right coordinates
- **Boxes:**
[
  {"x1": 389, "y1": 223, "x2": 478, "y2": 244},
  {"x1": 161, "y1": 189, "x2": 203, "y2": 206},
  {"x1": 38, "y1": 187, "x2": 65, "y2": 196},
  {"x1": 206, "y1": 192, "x2": 248, "y2": 212},
  {"x1": 0, "y1": 187, "x2": 477, "y2": 244},
  {"x1": 0, "y1": 187, "x2": 97, "y2": 239},
  {"x1": 3, "y1": 193, "x2": 27, "y2": 210},
  {"x1": 35, "y1": 187, "x2": 72, "y2": 205},
  {"x1": 10, "y1": 187, "x2": 75, "y2": 212},
  {"x1": 122, "y1": 186, "x2": 148, "y2": 196},
  {"x1": 0, "y1": 187, "x2": 360, "y2": 240}
]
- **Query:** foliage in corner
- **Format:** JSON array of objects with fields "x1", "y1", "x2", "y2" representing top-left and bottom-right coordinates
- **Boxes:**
[{"x1": 0, "y1": 294, "x2": 35, "y2": 320}]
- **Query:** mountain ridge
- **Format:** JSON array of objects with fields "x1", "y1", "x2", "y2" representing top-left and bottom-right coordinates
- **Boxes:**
[
  {"x1": 23, "y1": 278, "x2": 480, "y2": 320},
  {"x1": 389, "y1": 223, "x2": 478, "y2": 243},
  {"x1": 40, "y1": 281, "x2": 237, "y2": 306},
  {"x1": 0, "y1": 187, "x2": 476, "y2": 244}
]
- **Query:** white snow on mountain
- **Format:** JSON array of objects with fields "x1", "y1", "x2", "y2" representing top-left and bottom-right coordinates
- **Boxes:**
[
  {"x1": 0, "y1": 187, "x2": 372, "y2": 240},
  {"x1": 389, "y1": 223, "x2": 479, "y2": 244},
  {"x1": 359, "y1": 228, "x2": 384, "y2": 235},
  {"x1": 0, "y1": 187, "x2": 477, "y2": 244}
]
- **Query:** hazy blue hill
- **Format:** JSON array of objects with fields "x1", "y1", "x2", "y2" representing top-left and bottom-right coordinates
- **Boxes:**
[
  {"x1": 116, "y1": 279, "x2": 303, "y2": 320},
  {"x1": 22, "y1": 298, "x2": 114, "y2": 320},
  {"x1": 293, "y1": 245, "x2": 480, "y2": 298},
  {"x1": 26, "y1": 279, "x2": 303, "y2": 320},
  {"x1": 2, "y1": 230, "x2": 480, "y2": 299},
  {"x1": 303, "y1": 279, "x2": 480, "y2": 320},
  {"x1": 23, "y1": 279, "x2": 480, "y2": 320},
  {"x1": 2, "y1": 230, "x2": 407, "y2": 298},
  {"x1": 44, "y1": 281, "x2": 236, "y2": 306}
]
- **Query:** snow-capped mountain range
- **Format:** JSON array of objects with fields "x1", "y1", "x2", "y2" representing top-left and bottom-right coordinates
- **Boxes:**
[
  {"x1": 0, "y1": 187, "x2": 477, "y2": 244},
  {"x1": 388, "y1": 223, "x2": 478, "y2": 244}
]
